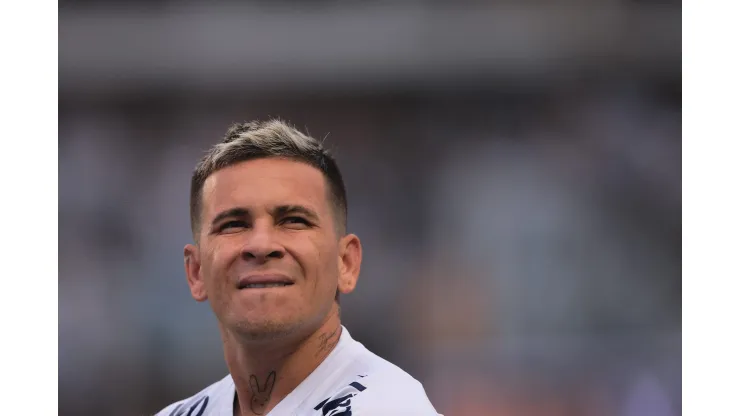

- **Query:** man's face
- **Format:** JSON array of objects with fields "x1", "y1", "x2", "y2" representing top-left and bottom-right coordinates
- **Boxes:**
[{"x1": 185, "y1": 158, "x2": 358, "y2": 339}]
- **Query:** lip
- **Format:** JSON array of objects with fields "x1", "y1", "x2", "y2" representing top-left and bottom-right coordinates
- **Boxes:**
[{"x1": 237, "y1": 273, "x2": 295, "y2": 289}]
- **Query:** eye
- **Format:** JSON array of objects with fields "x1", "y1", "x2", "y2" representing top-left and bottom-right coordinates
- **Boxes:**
[
  {"x1": 219, "y1": 220, "x2": 248, "y2": 233},
  {"x1": 281, "y1": 216, "x2": 310, "y2": 227}
]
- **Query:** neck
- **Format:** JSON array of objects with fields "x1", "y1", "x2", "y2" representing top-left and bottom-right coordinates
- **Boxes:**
[{"x1": 222, "y1": 304, "x2": 343, "y2": 416}]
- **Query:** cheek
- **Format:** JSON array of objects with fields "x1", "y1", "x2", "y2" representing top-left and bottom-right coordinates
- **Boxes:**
[
  {"x1": 203, "y1": 242, "x2": 240, "y2": 289},
  {"x1": 313, "y1": 242, "x2": 341, "y2": 285},
  {"x1": 292, "y1": 238, "x2": 337, "y2": 282}
]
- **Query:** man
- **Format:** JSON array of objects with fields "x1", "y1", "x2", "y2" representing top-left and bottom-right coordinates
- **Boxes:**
[{"x1": 155, "y1": 119, "x2": 441, "y2": 415}]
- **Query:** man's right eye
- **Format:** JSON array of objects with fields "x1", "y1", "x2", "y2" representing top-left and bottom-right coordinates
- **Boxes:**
[{"x1": 219, "y1": 221, "x2": 248, "y2": 233}]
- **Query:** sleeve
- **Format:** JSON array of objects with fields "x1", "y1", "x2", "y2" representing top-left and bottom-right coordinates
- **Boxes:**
[
  {"x1": 349, "y1": 385, "x2": 441, "y2": 415},
  {"x1": 153, "y1": 394, "x2": 209, "y2": 416},
  {"x1": 152, "y1": 400, "x2": 186, "y2": 416}
]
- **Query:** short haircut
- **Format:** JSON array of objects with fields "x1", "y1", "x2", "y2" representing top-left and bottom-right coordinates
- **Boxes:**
[{"x1": 189, "y1": 119, "x2": 348, "y2": 241}]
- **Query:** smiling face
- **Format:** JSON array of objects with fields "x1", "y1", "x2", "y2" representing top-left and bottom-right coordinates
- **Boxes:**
[{"x1": 184, "y1": 158, "x2": 361, "y2": 341}]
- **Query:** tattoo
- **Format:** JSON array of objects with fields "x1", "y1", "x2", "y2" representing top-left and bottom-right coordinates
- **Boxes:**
[
  {"x1": 316, "y1": 325, "x2": 341, "y2": 358},
  {"x1": 248, "y1": 371, "x2": 276, "y2": 415}
]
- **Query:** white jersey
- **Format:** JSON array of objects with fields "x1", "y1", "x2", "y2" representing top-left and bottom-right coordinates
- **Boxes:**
[{"x1": 155, "y1": 326, "x2": 441, "y2": 415}]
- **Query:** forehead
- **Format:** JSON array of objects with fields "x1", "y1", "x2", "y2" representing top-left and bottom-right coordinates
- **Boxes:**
[{"x1": 201, "y1": 158, "x2": 329, "y2": 217}]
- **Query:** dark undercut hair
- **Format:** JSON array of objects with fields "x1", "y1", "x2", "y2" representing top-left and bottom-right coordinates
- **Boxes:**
[{"x1": 189, "y1": 119, "x2": 348, "y2": 241}]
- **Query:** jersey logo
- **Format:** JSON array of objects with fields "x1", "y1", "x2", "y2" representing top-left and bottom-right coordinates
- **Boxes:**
[
  {"x1": 168, "y1": 395, "x2": 209, "y2": 416},
  {"x1": 313, "y1": 381, "x2": 366, "y2": 416}
]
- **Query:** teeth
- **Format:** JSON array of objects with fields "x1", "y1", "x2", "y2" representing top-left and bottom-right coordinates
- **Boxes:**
[{"x1": 244, "y1": 282, "x2": 290, "y2": 289}]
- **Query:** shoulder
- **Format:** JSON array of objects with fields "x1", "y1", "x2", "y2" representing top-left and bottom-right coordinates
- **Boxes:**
[
  {"x1": 311, "y1": 370, "x2": 440, "y2": 415},
  {"x1": 352, "y1": 370, "x2": 440, "y2": 415},
  {"x1": 309, "y1": 329, "x2": 441, "y2": 415},
  {"x1": 153, "y1": 375, "x2": 232, "y2": 416}
]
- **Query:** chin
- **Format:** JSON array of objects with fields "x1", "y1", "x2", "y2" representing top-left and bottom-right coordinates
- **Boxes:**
[{"x1": 230, "y1": 315, "x2": 305, "y2": 342}]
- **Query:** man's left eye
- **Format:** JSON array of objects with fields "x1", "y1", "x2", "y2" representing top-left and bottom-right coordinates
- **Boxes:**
[{"x1": 283, "y1": 217, "x2": 309, "y2": 225}]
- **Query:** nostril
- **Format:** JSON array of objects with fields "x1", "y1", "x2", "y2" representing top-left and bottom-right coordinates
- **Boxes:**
[{"x1": 242, "y1": 249, "x2": 284, "y2": 261}]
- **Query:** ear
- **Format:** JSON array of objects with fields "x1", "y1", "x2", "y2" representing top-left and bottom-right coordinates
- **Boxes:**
[
  {"x1": 337, "y1": 234, "x2": 362, "y2": 295},
  {"x1": 184, "y1": 244, "x2": 208, "y2": 302}
]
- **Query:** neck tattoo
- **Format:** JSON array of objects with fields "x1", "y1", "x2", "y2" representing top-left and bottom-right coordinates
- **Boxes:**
[
  {"x1": 248, "y1": 371, "x2": 276, "y2": 415},
  {"x1": 315, "y1": 325, "x2": 341, "y2": 358}
]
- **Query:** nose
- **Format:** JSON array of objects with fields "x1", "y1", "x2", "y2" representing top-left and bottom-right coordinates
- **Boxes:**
[{"x1": 240, "y1": 221, "x2": 285, "y2": 263}]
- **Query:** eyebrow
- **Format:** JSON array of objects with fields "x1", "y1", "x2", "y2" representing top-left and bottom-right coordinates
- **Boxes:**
[{"x1": 210, "y1": 205, "x2": 320, "y2": 228}]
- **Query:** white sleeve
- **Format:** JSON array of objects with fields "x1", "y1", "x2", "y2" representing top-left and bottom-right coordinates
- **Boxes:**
[
  {"x1": 153, "y1": 395, "x2": 209, "y2": 416},
  {"x1": 349, "y1": 382, "x2": 441, "y2": 415},
  {"x1": 152, "y1": 400, "x2": 186, "y2": 416}
]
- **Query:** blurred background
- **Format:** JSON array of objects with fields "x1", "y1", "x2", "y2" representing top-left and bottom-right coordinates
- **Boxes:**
[{"x1": 59, "y1": 1, "x2": 681, "y2": 415}]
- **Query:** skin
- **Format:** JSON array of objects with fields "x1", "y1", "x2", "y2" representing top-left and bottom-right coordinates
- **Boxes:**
[{"x1": 184, "y1": 158, "x2": 362, "y2": 416}]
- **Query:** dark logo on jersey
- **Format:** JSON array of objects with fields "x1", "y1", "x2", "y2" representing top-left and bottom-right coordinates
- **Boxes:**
[
  {"x1": 313, "y1": 381, "x2": 366, "y2": 416},
  {"x1": 168, "y1": 395, "x2": 209, "y2": 416}
]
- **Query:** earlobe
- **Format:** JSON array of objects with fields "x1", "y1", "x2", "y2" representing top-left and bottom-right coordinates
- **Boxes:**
[
  {"x1": 184, "y1": 244, "x2": 208, "y2": 302},
  {"x1": 338, "y1": 234, "x2": 362, "y2": 295}
]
